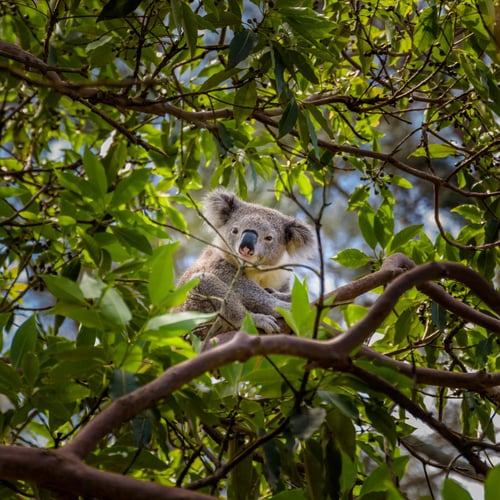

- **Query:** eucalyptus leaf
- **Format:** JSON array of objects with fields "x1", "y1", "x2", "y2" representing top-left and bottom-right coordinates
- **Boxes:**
[
  {"x1": 289, "y1": 407, "x2": 326, "y2": 440},
  {"x1": 228, "y1": 30, "x2": 258, "y2": 69}
]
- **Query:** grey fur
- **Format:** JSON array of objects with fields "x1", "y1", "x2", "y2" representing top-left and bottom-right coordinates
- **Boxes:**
[{"x1": 174, "y1": 189, "x2": 315, "y2": 336}]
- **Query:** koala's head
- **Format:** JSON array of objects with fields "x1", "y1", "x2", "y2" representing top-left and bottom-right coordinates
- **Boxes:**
[{"x1": 205, "y1": 189, "x2": 315, "y2": 265}]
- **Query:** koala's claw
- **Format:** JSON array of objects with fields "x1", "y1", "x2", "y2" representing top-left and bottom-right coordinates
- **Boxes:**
[{"x1": 251, "y1": 313, "x2": 281, "y2": 334}]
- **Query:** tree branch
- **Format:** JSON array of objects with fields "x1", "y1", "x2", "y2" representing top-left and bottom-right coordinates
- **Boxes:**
[
  {"x1": 0, "y1": 446, "x2": 215, "y2": 500},
  {"x1": 329, "y1": 261, "x2": 500, "y2": 358},
  {"x1": 346, "y1": 364, "x2": 489, "y2": 476}
]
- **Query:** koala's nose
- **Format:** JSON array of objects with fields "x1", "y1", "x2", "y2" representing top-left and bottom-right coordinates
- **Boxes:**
[{"x1": 239, "y1": 230, "x2": 258, "y2": 257}]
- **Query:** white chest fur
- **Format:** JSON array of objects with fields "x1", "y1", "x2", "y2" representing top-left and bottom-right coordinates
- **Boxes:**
[{"x1": 244, "y1": 262, "x2": 291, "y2": 290}]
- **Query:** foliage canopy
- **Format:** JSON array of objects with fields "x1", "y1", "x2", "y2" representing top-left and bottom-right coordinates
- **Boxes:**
[{"x1": 0, "y1": 0, "x2": 499, "y2": 498}]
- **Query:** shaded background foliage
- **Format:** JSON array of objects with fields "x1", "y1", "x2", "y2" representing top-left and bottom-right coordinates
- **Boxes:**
[{"x1": 0, "y1": 0, "x2": 499, "y2": 498}]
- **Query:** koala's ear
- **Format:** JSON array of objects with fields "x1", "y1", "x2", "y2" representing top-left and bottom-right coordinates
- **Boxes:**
[
  {"x1": 285, "y1": 219, "x2": 315, "y2": 257},
  {"x1": 204, "y1": 189, "x2": 242, "y2": 227}
]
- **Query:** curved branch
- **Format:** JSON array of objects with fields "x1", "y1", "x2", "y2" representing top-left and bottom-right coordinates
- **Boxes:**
[
  {"x1": 433, "y1": 185, "x2": 499, "y2": 250},
  {"x1": 329, "y1": 261, "x2": 500, "y2": 357},
  {"x1": 418, "y1": 279, "x2": 500, "y2": 332},
  {"x1": 60, "y1": 261, "x2": 500, "y2": 461},
  {"x1": 56, "y1": 327, "x2": 500, "y2": 486},
  {"x1": 61, "y1": 332, "x2": 330, "y2": 459},
  {"x1": 0, "y1": 446, "x2": 215, "y2": 500},
  {"x1": 320, "y1": 252, "x2": 413, "y2": 306},
  {"x1": 357, "y1": 346, "x2": 500, "y2": 397}
]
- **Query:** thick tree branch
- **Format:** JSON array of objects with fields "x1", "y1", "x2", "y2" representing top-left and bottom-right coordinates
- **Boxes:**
[
  {"x1": 60, "y1": 259, "x2": 500, "y2": 460},
  {"x1": 0, "y1": 446, "x2": 215, "y2": 500},
  {"x1": 329, "y1": 261, "x2": 500, "y2": 357},
  {"x1": 357, "y1": 346, "x2": 500, "y2": 396},
  {"x1": 320, "y1": 252, "x2": 413, "y2": 306}
]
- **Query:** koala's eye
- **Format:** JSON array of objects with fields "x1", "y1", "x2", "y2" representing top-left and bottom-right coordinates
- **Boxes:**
[
  {"x1": 231, "y1": 227, "x2": 239, "y2": 235},
  {"x1": 264, "y1": 235, "x2": 273, "y2": 242}
]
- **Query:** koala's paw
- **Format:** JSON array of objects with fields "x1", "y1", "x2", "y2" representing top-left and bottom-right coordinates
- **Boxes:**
[{"x1": 251, "y1": 313, "x2": 281, "y2": 334}]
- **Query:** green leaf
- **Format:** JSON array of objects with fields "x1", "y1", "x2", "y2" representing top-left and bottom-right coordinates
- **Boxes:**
[
  {"x1": 347, "y1": 186, "x2": 370, "y2": 210},
  {"x1": 451, "y1": 204, "x2": 483, "y2": 223},
  {"x1": 332, "y1": 248, "x2": 372, "y2": 268},
  {"x1": 360, "y1": 463, "x2": 398, "y2": 497},
  {"x1": 132, "y1": 411, "x2": 153, "y2": 448},
  {"x1": 49, "y1": 359, "x2": 105, "y2": 380},
  {"x1": 413, "y1": 6, "x2": 438, "y2": 55},
  {"x1": 230, "y1": 437, "x2": 259, "y2": 497},
  {"x1": 233, "y1": 80, "x2": 257, "y2": 126},
  {"x1": 270, "y1": 490, "x2": 305, "y2": 500},
  {"x1": 51, "y1": 346, "x2": 107, "y2": 362},
  {"x1": 292, "y1": 51, "x2": 319, "y2": 84},
  {"x1": 319, "y1": 391, "x2": 360, "y2": 422},
  {"x1": 110, "y1": 368, "x2": 140, "y2": 399},
  {"x1": 110, "y1": 169, "x2": 150, "y2": 208},
  {"x1": 200, "y1": 69, "x2": 239, "y2": 92},
  {"x1": 278, "y1": 278, "x2": 316, "y2": 336},
  {"x1": 273, "y1": 45, "x2": 286, "y2": 96},
  {"x1": 431, "y1": 300, "x2": 447, "y2": 329},
  {"x1": 358, "y1": 204, "x2": 377, "y2": 249},
  {"x1": 344, "y1": 304, "x2": 368, "y2": 327},
  {"x1": 279, "y1": 7, "x2": 333, "y2": 46},
  {"x1": 43, "y1": 275, "x2": 86, "y2": 305},
  {"x1": 303, "y1": 440, "x2": 324, "y2": 500},
  {"x1": 260, "y1": 436, "x2": 281, "y2": 490},
  {"x1": 99, "y1": 288, "x2": 132, "y2": 327},
  {"x1": 241, "y1": 312, "x2": 259, "y2": 334},
  {"x1": 79, "y1": 274, "x2": 106, "y2": 300},
  {"x1": 10, "y1": 317, "x2": 38, "y2": 370},
  {"x1": 97, "y1": 0, "x2": 142, "y2": 20},
  {"x1": 85, "y1": 35, "x2": 113, "y2": 53},
  {"x1": 278, "y1": 99, "x2": 299, "y2": 138},
  {"x1": 364, "y1": 401, "x2": 397, "y2": 446},
  {"x1": 289, "y1": 407, "x2": 326, "y2": 440},
  {"x1": 0, "y1": 362, "x2": 22, "y2": 393},
  {"x1": 388, "y1": 224, "x2": 423, "y2": 253},
  {"x1": 486, "y1": 465, "x2": 500, "y2": 500},
  {"x1": 148, "y1": 243, "x2": 180, "y2": 307},
  {"x1": 145, "y1": 311, "x2": 216, "y2": 337},
  {"x1": 394, "y1": 308, "x2": 421, "y2": 345},
  {"x1": 411, "y1": 143, "x2": 457, "y2": 158},
  {"x1": 374, "y1": 200, "x2": 394, "y2": 248},
  {"x1": 109, "y1": 371, "x2": 153, "y2": 448},
  {"x1": 113, "y1": 342, "x2": 143, "y2": 372},
  {"x1": 227, "y1": 30, "x2": 258, "y2": 69},
  {"x1": 22, "y1": 351, "x2": 39, "y2": 387},
  {"x1": 476, "y1": 336, "x2": 493, "y2": 366},
  {"x1": 339, "y1": 451, "x2": 356, "y2": 495},
  {"x1": 182, "y1": 2, "x2": 198, "y2": 57},
  {"x1": 50, "y1": 303, "x2": 104, "y2": 329},
  {"x1": 83, "y1": 148, "x2": 108, "y2": 197},
  {"x1": 442, "y1": 478, "x2": 473, "y2": 500},
  {"x1": 80, "y1": 232, "x2": 101, "y2": 266},
  {"x1": 389, "y1": 175, "x2": 413, "y2": 189},
  {"x1": 109, "y1": 369, "x2": 154, "y2": 448},
  {"x1": 112, "y1": 227, "x2": 153, "y2": 255}
]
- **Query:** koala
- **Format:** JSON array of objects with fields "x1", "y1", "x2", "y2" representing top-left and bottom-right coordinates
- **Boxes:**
[{"x1": 174, "y1": 189, "x2": 315, "y2": 336}]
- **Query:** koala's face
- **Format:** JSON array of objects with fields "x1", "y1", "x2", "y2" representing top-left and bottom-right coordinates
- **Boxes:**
[
  {"x1": 205, "y1": 189, "x2": 315, "y2": 265},
  {"x1": 226, "y1": 215, "x2": 286, "y2": 265}
]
